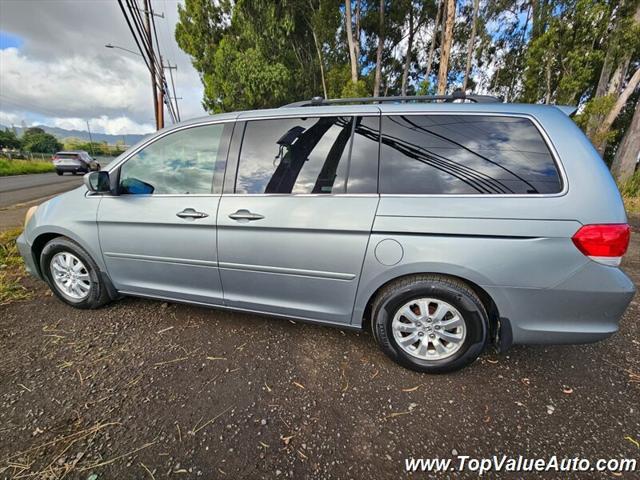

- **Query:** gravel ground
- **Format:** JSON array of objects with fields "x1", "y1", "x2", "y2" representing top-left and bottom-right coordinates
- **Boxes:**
[{"x1": 0, "y1": 219, "x2": 638, "y2": 479}]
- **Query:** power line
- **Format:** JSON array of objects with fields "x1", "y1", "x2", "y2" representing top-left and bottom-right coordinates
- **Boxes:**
[{"x1": 149, "y1": 2, "x2": 178, "y2": 123}]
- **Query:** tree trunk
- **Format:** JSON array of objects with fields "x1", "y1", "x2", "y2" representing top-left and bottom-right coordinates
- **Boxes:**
[
  {"x1": 587, "y1": 4, "x2": 638, "y2": 138},
  {"x1": 424, "y1": 0, "x2": 443, "y2": 84},
  {"x1": 611, "y1": 98, "x2": 640, "y2": 182},
  {"x1": 401, "y1": 3, "x2": 414, "y2": 96},
  {"x1": 311, "y1": 28, "x2": 328, "y2": 99},
  {"x1": 437, "y1": 0, "x2": 455, "y2": 95},
  {"x1": 345, "y1": 0, "x2": 358, "y2": 84},
  {"x1": 462, "y1": 0, "x2": 479, "y2": 92},
  {"x1": 373, "y1": 0, "x2": 385, "y2": 97},
  {"x1": 594, "y1": 67, "x2": 640, "y2": 155},
  {"x1": 544, "y1": 60, "x2": 552, "y2": 104},
  {"x1": 355, "y1": 0, "x2": 361, "y2": 61}
]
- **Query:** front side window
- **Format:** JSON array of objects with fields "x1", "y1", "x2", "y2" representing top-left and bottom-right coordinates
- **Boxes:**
[
  {"x1": 379, "y1": 115, "x2": 562, "y2": 195},
  {"x1": 235, "y1": 116, "x2": 377, "y2": 194},
  {"x1": 119, "y1": 123, "x2": 228, "y2": 195}
]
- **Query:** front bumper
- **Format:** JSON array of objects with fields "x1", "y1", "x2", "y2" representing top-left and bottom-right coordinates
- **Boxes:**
[
  {"x1": 487, "y1": 261, "x2": 636, "y2": 345},
  {"x1": 16, "y1": 233, "x2": 42, "y2": 280}
]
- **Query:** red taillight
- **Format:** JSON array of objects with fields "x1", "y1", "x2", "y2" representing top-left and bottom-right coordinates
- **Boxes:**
[{"x1": 572, "y1": 224, "x2": 630, "y2": 264}]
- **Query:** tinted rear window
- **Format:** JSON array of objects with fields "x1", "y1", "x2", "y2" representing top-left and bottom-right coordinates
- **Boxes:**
[{"x1": 379, "y1": 115, "x2": 562, "y2": 195}]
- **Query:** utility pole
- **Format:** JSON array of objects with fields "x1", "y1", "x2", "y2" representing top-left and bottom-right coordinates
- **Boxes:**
[
  {"x1": 86, "y1": 120, "x2": 95, "y2": 156},
  {"x1": 164, "y1": 62, "x2": 180, "y2": 121},
  {"x1": 143, "y1": 0, "x2": 161, "y2": 130}
]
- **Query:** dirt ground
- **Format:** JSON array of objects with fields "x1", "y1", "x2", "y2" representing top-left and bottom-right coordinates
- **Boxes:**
[{"x1": 1, "y1": 219, "x2": 638, "y2": 479}]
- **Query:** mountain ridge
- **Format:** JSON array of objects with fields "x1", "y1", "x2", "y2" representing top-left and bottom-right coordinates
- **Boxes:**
[{"x1": 0, "y1": 124, "x2": 146, "y2": 145}]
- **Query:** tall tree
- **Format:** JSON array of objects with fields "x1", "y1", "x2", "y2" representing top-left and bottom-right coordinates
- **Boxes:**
[
  {"x1": 373, "y1": 0, "x2": 386, "y2": 96},
  {"x1": 586, "y1": 2, "x2": 640, "y2": 142},
  {"x1": 611, "y1": 97, "x2": 640, "y2": 181},
  {"x1": 593, "y1": 67, "x2": 640, "y2": 155},
  {"x1": 424, "y1": 0, "x2": 443, "y2": 86},
  {"x1": 462, "y1": 0, "x2": 480, "y2": 92},
  {"x1": 345, "y1": 0, "x2": 359, "y2": 84},
  {"x1": 437, "y1": 0, "x2": 455, "y2": 94},
  {"x1": 401, "y1": 0, "x2": 415, "y2": 96}
]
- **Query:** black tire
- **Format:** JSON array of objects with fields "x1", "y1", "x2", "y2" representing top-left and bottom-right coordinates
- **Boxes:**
[
  {"x1": 40, "y1": 237, "x2": 112, "y2": 309},
  {"x1": 71, "y1": 171, "x2": 77, "y2": 175},
  {"x1": 371, "y1": 274, "x2": 489, "y2": 373},
  {"x1": 56, "y1": 170, "x2": 63, "y2": 176},
  {"x1": 95, "y1": 164, "x2": 101, "y2": 171}
]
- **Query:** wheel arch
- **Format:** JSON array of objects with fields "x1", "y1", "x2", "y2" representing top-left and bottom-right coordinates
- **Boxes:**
[
  {"x1": 31, "y1": 230, "x2": 119, "y2": 301},
  {"x1": 359, "y1": 272, "x2": 500, "y2": 341}
]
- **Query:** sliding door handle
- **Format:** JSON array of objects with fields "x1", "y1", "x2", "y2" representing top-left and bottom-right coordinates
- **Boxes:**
[
  {"x1": 228, "y1": 209, "x2": 265, "y2": 221},
  {"x1": 176, "y1": 208, "x2": 209, "y2": 219}
]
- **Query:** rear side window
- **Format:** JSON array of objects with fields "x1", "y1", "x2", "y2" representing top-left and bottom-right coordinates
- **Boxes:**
[
  {"x1": 235, "y1": 116, "x2": 377, "y2": 194},
  {"x1": 379, "y1": 115, "x2": 562, "y2": 195}
]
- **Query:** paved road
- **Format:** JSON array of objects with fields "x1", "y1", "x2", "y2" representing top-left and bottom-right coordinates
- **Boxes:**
[
  {"x1": 0, "y1": 158, "x2": 112, "y2": 209},
  {"x1": 0, "y1": 172, "x2": 84, "y2": 209},
  {"x1": 0, "y1": 162, "x2": 111, "y2": 230}
]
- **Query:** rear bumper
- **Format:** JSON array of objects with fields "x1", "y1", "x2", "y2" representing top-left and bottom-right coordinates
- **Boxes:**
[
  {"x1": 487, "y1": 261, "x2": 636, "y2": 345},
  {"x1": 16, "y1": 233, "x2": 42, "y2": 280},
  {"x1": 55, "y1": 165, "x2": 87, "y2": 172}
]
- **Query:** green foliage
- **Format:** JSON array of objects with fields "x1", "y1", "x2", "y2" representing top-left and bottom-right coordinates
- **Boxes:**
[
  {"x1": 174, "y1": 0, "x2": 639, "y2": 177},
  {"x1": 340, "y1": 79, "x2": 370, "y2": 98},
  {"x1": 0, "y1": 158, "x2": 55, "y2": 176},
  {"x1": 62, "y1": 138, "x2": 125, "y2": 157},
  {"x1": 574, "y1": 94, "x2": 616, "y2": 130},
  {"x1": 176, "y1": 0, "x2": 336, "y2": 112},
  {"x1": 0, "y1": 129, "x2": 21, "y2": 149},
  {"x1": 203, "y1": 38, "x2": 292, "y2": 113},
  {"x1": 21, "y1": 128, "x2": 61, "y2": 154},
  {"x1": 0, "y1": 228, "x2": 30, "y2": 306},
  {"x1": 522, "y1": 0, "x2": 610, "y2": 105}
]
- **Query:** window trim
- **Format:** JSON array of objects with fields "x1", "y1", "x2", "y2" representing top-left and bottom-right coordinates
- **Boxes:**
[
  {"x1": 229, "y1": 114, "x2": 380, "y2": 196},
  {"x1": 377, "y1": 112, "x2": 568, "y2": 198},
  {"x1": 102, "y1": 119, "x2": 237, "y2": 198}
]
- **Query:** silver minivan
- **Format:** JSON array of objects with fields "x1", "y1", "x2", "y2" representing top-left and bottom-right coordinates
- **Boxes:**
[{"x1": 17, "y1": 95, "x2": 635, "y2": 372}]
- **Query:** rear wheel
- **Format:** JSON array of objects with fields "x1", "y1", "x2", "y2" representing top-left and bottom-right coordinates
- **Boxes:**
[
  {"x1": 56, "y1": 170, "x2": 63, "y2": 176},
  {"x1": 40, "y1": 237, "x2": 111, "y2": 309},
  {"x1": 371, "y1": 275, "x2": 488, "y2": 373}
]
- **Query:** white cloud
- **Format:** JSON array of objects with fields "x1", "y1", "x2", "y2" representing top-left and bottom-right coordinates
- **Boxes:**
[
  {"x1": 0, "y1": 0, "x2": 206, "y2": 133},
  {"x1": 1, "y1": 47, "x2": 153, "y2": 121},
  {"x1": 51, "y1": 115, "x2": 154, "y2": 136},
  {"x1": 0, "y1": 110, "x2": 20, "y2": 126}
]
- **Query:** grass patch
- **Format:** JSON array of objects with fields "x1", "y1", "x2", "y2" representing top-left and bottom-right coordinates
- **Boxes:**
[
  {"x1": 624, "y1": 197, "x2": 640, "y2": 215},
  {"x1": 0, "y1": 228, "x2": 31, "y2": 305},
  {"x1": 0, "y1": 157, "x2": 55, "y2": 176}
]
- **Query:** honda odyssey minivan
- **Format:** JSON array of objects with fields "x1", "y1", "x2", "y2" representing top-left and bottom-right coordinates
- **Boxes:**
[{"x1": 17, "y1": 94, "x2": 635, "y2": 373}]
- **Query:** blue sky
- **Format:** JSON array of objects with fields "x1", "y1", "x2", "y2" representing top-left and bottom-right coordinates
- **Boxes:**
[{"x1": 0, "y1": 31, "x2": 23, "y2": 50}]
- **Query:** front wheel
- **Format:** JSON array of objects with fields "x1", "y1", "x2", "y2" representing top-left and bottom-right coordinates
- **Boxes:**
[
  {"x1": 40, "y1": 237, "x2": 112, "y2": 309},
  {"x1": 371, "y1": 275, "x2": 489, "y2": 373}
]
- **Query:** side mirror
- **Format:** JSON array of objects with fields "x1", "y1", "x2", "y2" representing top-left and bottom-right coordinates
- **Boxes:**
[{"x1": 84, "y1": 171, "x2": 111, "y2": 193}]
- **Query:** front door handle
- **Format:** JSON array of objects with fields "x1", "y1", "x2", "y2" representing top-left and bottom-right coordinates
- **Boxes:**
[
  {"x1": 228, "y1": 209, "x2": 265, "y2": 221},
  {"x1": 176, "y1": 208, "x2": 209, "y2": 219}
]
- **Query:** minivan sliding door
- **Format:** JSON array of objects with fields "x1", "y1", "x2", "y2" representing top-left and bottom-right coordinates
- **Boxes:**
[{"x1": 217, "y1": 113, "x2": 380, "y2": 325}]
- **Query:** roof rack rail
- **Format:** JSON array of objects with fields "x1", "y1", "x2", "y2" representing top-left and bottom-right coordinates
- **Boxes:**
[{"x1": 282, "y1": 90, "x2": 502, "y2": 108}]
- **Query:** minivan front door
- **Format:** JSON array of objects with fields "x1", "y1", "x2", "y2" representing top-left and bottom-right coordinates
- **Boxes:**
[
  {"x1": 97, "y1": 122, "x2": 233, "y2": 304},
  {"x1": 217, "y1": 114, "x2": 381, "y2": 325}
]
